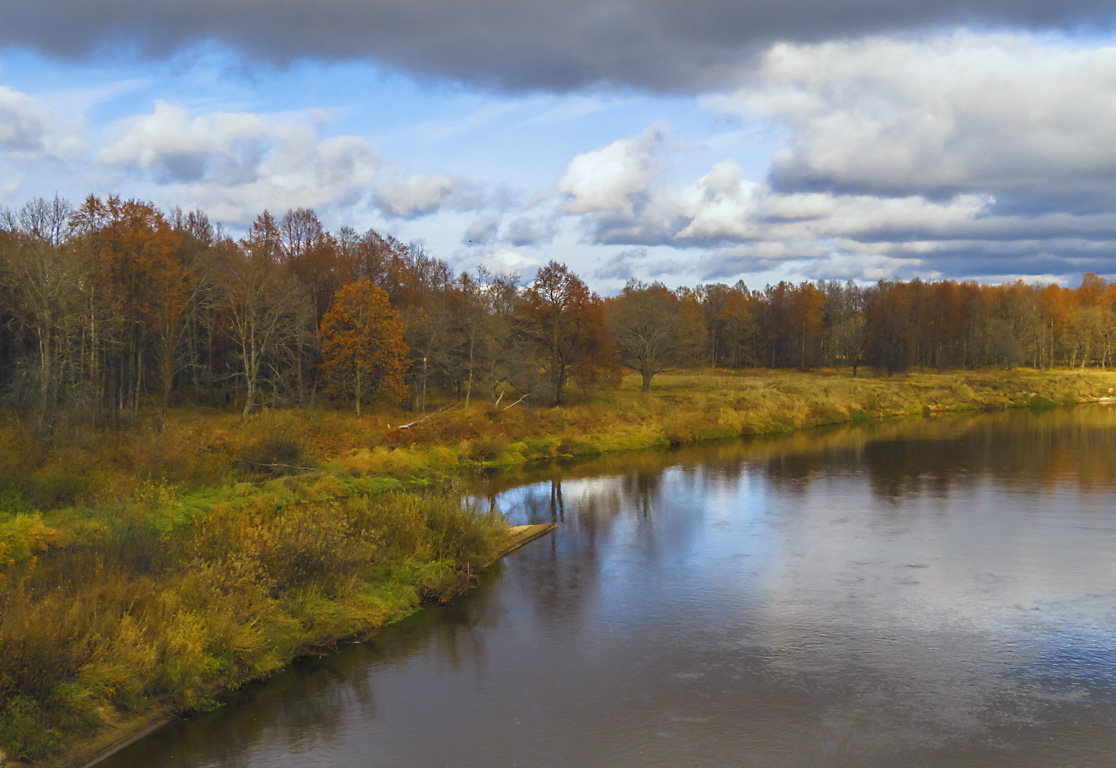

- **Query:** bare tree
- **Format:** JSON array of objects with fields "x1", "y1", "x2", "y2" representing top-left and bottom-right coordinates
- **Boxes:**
[
  {"x1": 606, "y1": 280, "x2": 703, "y2": 392},
  {"x1": 224, "y1": 213, "x2": 314, "y2": 421},
  {"x1": 2, "y1": 197, "x2": 85, "y2": 431}
]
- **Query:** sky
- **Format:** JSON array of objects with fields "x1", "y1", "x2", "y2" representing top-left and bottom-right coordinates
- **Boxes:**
[{"x1": 2, "y1": 2, "x2": 1116, "y2": 293}]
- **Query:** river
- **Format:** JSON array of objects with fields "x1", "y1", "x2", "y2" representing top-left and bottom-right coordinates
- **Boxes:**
[{"x1": 100, "y1": 408, "x2": 1116, "y2": 767}]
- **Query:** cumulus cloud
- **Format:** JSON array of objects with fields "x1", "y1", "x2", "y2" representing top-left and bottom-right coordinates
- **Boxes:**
[
  {"x1": 592, "y1": 247, "x2": 687, "y2": 282},
  {"x1": 594, "y1": 248, "x2": 649, "y2": 281},
  {"x1": 541, "y1": 31, "x2": 1116, "y2": 284},
  {"x1": 558, "y1": 124, "x2": 665, "y2": 215},
  {"x1": 98, "y1": 101, "x2": 379, "y2": 222},
  {"x1": 2, "y1": 1, "x2": 1114, "y2": 92},
  {"x1": 558, "y1": 126, "x2": 1002, "y2": 250},
  {"x1": 476, "y1": 247, "x2": 540, "y2": 277},
  {"x1": 714, "y1": 32, "x2": 1116, "y2": 210},
  {"x1": 99, "y1": 101, "x2": 270, "y2": 183},
  {"x1": 374, "y1": 173, "x2": 483, "y2": 218},
  {"x1": 675, "y1": 159, "x2": 762, "y2": 242},
  {"x1": 0, "y1": 87, "x2": 50, "y2": 154},
  {"x1": 0, "y1": 86, "x2": 78, "y2": 161}
]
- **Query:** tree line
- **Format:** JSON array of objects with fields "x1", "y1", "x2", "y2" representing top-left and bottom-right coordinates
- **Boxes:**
[{"x1": 2, "y1": 195, "x2": 1114, "y2": 432}]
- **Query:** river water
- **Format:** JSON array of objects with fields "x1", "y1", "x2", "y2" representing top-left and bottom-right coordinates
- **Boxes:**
[{"x1": 102, "y1": 409, "x2": 1116, "y2": 767}]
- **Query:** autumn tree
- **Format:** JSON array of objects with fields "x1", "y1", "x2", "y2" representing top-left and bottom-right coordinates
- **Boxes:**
[
  {"x1": 439, "y1": 269, "x2": 516, "y2": 406},
  {"x1": 606, "y1": 280, "x2": 704, "y2": 391},
  {"x1": 822, "y1": 281, "x2": 867, "y2": 374},
  {"x1": 319, "y1": 278, "x2": 409, "y2": 414},
  {"x1": 519, "y1": 261, "x2": 617, "y2": 406},
  {"x1": 396, "y1": 245, "x2": 453, "y2": 412},
  {"x1": 698, "y1": 283, "x2": 730, "y2": 367},
  {"x1": 790, "y1": 281, "x2": 826, "y2": 369},
  {"x1": 71, "y1": 196, "x2": 187, "y2": 427},
  {"x1": 865, "y1": 281, "x2": 916, "y2": 374},
  {"x1": 719, "y1": 284, "x2": 760, "y2": 368}
]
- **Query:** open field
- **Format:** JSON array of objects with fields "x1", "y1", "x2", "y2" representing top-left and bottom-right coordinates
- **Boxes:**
[{"x1": 3, "y1": 367, "x2": 1116, "y2": 765}]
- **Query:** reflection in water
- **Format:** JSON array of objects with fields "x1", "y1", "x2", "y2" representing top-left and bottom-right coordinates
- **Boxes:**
[{"x1": 104, "y1": 407, "x2": 1116, "y2": 768}]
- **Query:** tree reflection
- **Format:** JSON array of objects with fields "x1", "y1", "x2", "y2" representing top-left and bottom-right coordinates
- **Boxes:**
[{"x1": 749, "y1": 407, "x2": 1116, "y2": 501}]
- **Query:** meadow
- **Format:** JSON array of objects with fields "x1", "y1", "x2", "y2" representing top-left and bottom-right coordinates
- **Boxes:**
[{"x1": 2, "y1": 367, "x2": 1116, "y2": 766}]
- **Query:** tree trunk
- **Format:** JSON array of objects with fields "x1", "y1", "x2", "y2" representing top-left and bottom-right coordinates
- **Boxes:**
[
  {"x1": 464, "y1": 334, "x2": 475, "y2": 407},
  {"x1": 355, "y1": 369, "x2": 362, "y2": 416}
]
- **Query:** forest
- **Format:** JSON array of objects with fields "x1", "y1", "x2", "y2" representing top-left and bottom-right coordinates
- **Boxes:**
[{"x1": 3, "y1": 194, "x2": 1116, "y2": 434}]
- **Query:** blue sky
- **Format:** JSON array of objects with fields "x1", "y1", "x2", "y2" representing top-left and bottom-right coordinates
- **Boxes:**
[{"x1": 2, "y1": 2, "x2": 1116, "y2": 292}]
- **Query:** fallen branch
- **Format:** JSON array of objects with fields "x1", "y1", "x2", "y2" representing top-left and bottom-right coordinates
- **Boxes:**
[
  {"x1": 248, "y1": 462, "x2": 318, "y2": 473},
  {"x1": 500, "y1": 393, "x2": 529, "y2": 411},
  {"x1": 394, "y1": 403, "x2": 456, "y2": 430}
]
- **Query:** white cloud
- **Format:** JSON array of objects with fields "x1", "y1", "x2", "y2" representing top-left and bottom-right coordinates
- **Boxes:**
[
  {"x1": 540, "y1": 32, "x2": 1116, "y2": 284},
  {"x1": 476, "y1": 246, "x2": 540, "y2": 277},
  {"x1": 0, "y1": 86, "x2": 51, "y2": 154},
  {"x1": 99, "y1": 101, "x2": 269, "y2": 180},
  {"x1": 0, "y1": 175, "x2": 21, "y2": 199},
  {"x1": 97, "y1": 101, "x2": 380, "y2": 222},
  {"x1": 714, "y1": 32, "x2": 1116, "y2": 201},
  {"x1": 676, "y1": 159, "x2": 762, "y2": 241},
  {"x1": 554, "y1": 130, "x2": 997, "y2": 251},
  {"x1": 759, "y1": 192, "x2": 995, "y2": 241},
  {"x1": 0, "y1": 85, "x2": 79, "y2": 161},
  {"x1": 374, "y1": 173, "x2": 483, "y2": 218},
  {"x1": 557, "y1": 123, "x2": 666, "y2": 215}
]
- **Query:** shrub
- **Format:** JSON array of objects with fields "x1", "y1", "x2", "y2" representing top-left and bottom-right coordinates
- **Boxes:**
[
  {"x1": 235, "y1": 413, "x2": 310, "y2": 478},
  {"x1": 466, "y1": 438, "x2": 503, "y2": 464}
]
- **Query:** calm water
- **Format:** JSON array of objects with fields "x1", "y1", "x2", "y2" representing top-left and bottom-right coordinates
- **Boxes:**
[{"x1": 103, "y1": 409, "x2": 1116, "y2": 767}]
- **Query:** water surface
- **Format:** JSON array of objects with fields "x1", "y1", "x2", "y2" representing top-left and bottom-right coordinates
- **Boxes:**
[{"x1": 103, "y1": 409, "x2": 1116, "y2": 767}]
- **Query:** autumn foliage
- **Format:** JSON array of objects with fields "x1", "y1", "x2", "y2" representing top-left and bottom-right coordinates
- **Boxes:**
[
  {"x1": 320, "y1": 278, "x2": 409, "y2": 413},
  {"x1": 6, "y1": 194, "x2": 1116, "y2": 436}
]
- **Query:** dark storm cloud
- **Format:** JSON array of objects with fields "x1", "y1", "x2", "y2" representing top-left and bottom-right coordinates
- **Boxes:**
[{"x1": 3, "y1": 1, "x2": 1114, "y2": 91}]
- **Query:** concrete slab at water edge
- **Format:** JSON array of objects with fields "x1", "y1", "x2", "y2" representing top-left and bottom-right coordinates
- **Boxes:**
[{"x1": 490, "y1": 523, "x2": 557, "y2": 564}]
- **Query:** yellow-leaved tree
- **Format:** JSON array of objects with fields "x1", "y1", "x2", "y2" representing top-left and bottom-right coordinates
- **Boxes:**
[{"x1": 320, "y1": 278, "x2": 409, "y2": 414}]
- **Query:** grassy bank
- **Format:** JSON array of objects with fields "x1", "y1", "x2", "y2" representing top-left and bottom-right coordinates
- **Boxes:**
[
  {"x1": 0, "y1": 477, "x2": 506, "y2": 766},
  {"x1": 324, "y1": 367, "x2": 1116, "y2": 477},
  {"x1": 2, "y1": 367, "x2": 1116, "y2": 765}
]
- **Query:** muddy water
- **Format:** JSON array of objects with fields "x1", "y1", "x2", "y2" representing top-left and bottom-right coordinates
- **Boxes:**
[{"x1": 102, "y1": 409, "x2": 1116, "y2": 767}]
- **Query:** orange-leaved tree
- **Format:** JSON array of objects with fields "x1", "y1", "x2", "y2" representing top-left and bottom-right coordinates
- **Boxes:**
[{"x1": 320, "y1": 278, "x2": 409, "y2": 414}]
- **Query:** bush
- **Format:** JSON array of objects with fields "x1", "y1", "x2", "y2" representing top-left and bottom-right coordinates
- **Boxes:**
[
  {"x1": 235, "y1": 413, "x2": 310, "y2": 478},
  {"x1": 0, "y1": 695, "x2": 60, "y2": 760},
  {"x1": 466, "y1": 438, "x2": 503, "y2": 464}
]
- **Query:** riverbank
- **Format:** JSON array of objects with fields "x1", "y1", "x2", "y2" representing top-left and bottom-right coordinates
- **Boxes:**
[
  {"x1": 65, "y1": 524, "x2": 556, "y2": 768},
  {"x1": 3, "y1": 367, "x2": 1116, "y2": 765},
  {"x1": 0, "y1": 479, "x2": 510, "y2": 767},
  {"x1": 324, "y1": 367, "x2": 1116, "y2": 477}
]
